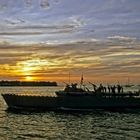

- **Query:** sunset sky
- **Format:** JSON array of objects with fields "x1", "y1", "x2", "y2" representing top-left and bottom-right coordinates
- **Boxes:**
[{"x1": 0, "y1": 0, "x2": 140, "y2": 84}]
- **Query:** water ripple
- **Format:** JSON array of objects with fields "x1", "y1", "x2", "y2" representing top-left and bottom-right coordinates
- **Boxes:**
[{"x1": 0, "y1": 87, "x2": 140, "y2": 139}]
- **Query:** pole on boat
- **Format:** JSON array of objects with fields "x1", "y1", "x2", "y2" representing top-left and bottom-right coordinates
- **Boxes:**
[
  {"x1": 69, "y1": 72, "x2": 70, "y2": 84},
  {"x1": 128, "y1": 77, "x2": 130, "y2": 85},
  {"x1": 80, "y1": 74, "x2": 83, "y2": 88}
]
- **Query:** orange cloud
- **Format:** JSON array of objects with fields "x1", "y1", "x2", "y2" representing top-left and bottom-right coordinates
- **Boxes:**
[{"x1": 0, "y1": 38, "x2": 139, "y2": 84}]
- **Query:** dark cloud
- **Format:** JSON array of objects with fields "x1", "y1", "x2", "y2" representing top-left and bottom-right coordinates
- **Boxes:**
[
  {"x1": 0, "y1": 31, "x2": 44, "y2": 36},
  {"x1": 0, "y1": 24, "x2": 77, "y2": 36},
  {"x1": 40, "y1": 0, "x2": 50, "y2": 9}
]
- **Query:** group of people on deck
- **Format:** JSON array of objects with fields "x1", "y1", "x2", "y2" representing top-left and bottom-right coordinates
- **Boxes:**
[
  {"x1": 64, "y1": 82, "x2": 124, "y2": 93},
  {"x1": 93, "y1": 84, "x2": 123, "y2": 93}
]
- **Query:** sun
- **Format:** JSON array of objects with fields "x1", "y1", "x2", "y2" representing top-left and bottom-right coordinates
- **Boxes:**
[
  {"x1": 25, "y1": 76, "x2": 34, "y2": 81},
  {"x1": 16, "y1": 59, "x2": 49, "y2": 81}
]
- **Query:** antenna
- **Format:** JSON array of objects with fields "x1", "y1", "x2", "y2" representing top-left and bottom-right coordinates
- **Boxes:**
[
  {"x1": 80, "y1": 74, "x2": 83, "y2": 88},
  {"x1": 128, "y1": 77, "x2": 130, "y2": 85},
  {"x1": 69, "y1": 72, "x2": 70, "y2": 84}
]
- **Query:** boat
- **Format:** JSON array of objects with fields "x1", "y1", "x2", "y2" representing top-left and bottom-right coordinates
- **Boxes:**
[
  {"x1": 124, "y1": 84, "x2": 134, "y2": 88},
  {"x1": 124, "y1": 78, "x2": 134, "y2": 87},
  {"x1": 1, "y1": 83, "x2": 140, "y2": 111}
]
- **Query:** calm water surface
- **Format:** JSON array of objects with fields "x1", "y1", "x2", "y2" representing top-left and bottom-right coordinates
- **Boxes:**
[{"x1": 0, "y1": 86, "x2": 140, "y2": 140}]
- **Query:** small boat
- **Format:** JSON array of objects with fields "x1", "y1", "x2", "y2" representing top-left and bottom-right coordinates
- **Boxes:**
[
  {"x1": 1, "y1": 83, "x2": 140, "y2": 111},
  {"x1": 124, "y1": 84, "x2": 134, "y2": 88}
]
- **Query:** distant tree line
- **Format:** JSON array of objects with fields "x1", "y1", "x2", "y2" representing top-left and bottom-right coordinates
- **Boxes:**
[{"x1": 0, "y1": 80, "x2": 57, "y2": 86}]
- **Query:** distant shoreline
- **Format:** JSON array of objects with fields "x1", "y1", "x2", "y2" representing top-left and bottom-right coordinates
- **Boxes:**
[{"x1": 0, "y1": 81, "x2": 58, "y2": 86}]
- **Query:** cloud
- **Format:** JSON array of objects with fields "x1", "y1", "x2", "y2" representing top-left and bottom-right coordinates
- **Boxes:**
[
  {"x1": 107, "y1": 35, "x2": 136, "y2": 42},
  {"x1": 0, "y1": 23, "x2": 78, "y2": 37},
  {"x1": 0, "y1": 31, "x2": 45, "y2": 36},
  {"x1": 40, "y1": 0, "x2": 50, "y2": 9},
  {"x1": 0, "y1": 34, "x2": 139, "y2": 83},
  {"x1": 0, "y1": 0, "x2": 139, "y2": 44},
  {"x1": 5, "y1": 18, "x2": 25, "y2": 25},
  {"x1": 0, "y1": 0, "x2": 139, "y2": 82},
  {"x1": 25, "y1": 0, "x2": 32, "y2": 8}
]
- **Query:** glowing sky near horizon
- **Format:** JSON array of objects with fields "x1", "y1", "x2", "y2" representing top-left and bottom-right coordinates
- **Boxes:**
[{"x1": 0, "y1": 0, "x2": 140, "y2": 84}]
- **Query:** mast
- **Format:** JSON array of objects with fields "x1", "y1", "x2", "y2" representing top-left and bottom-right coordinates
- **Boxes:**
[
  {"x1": 128, "y1": 77, "x2": 130, "y2": 85},
  {"x1": 69, "y1": 72, "x2": 70, "y2": 84},
  {"x1": 80, "y1": 74, "x2": 83, "y2": 88}
]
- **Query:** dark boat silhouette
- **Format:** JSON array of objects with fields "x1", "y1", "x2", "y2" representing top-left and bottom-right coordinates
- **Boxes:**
[
  {"x1": 1, "y1": 83, "x2": 140, "y2": 111},
  {"x1": 124, "y1": 78, "x2": 134, "y2": 87},
  {"x1": 124, "y1": 84, "x2": 134, "y2": 88}
]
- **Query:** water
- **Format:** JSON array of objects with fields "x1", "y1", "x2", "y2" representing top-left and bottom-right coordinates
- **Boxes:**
[{"x1": 0, "y1": 86, "x2": 140, "y2": 140}]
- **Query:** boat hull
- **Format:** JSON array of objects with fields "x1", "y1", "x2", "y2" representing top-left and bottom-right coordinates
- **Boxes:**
[{"x1": 2, "y1": 93, "x2": 140, "y2": 110}]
